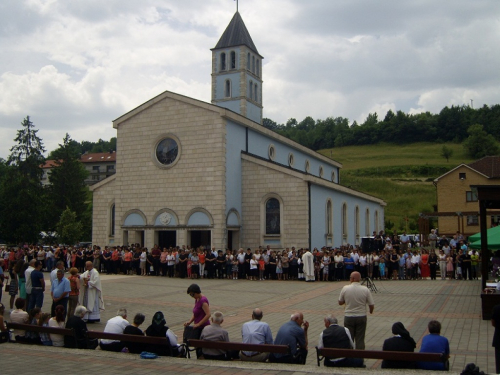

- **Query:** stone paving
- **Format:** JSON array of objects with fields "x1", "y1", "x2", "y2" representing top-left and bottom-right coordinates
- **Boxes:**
[{"x1": 0, "y1": 273, "x2": 495, "y2": 374}]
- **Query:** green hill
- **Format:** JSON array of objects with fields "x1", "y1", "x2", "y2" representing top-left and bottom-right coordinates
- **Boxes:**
[{"x1": 318, "y1": 142, "x2": 475, "y2": 234}]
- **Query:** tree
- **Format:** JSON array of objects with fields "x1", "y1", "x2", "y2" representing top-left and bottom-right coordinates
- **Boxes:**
[
  {"x1": 440, "y1": 145, "x2": 454, "y2": 162},
  {"x1": 47, "y1": 134, "x2": 90, "y2": 234},
  {"x1": 463, "y1": 124, "x2": 499, "y2": 158},
  {"x1": 56, "y1": 207, "x2": 83, "y2": 245},
  {"x1": 0, "y1": 116, "x2": 45, "y2": 243}
]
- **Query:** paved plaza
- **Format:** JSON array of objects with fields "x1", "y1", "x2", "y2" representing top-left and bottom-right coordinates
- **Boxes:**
[{"x1": 0, "y1": 273, "x2": 495, "y2": 374}]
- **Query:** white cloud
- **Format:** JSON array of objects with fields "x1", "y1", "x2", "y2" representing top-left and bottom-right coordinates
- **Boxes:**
[{"x1": 1, "y1": 0, "x2": 499, "y2": 159}]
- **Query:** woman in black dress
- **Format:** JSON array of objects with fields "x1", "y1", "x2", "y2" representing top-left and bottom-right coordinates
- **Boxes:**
[{"x1": 429, "y1": 251, "x2": 438, "y2": 280}]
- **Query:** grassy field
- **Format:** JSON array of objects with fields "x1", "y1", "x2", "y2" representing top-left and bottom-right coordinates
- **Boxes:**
[{"x1": 318, "y1": 142, "x2": 475, "y2": 233}]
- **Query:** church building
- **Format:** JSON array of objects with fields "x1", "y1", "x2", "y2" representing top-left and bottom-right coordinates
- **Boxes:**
[{"x1": 90, "y1": 11, "x2": 386, "y2": 250}]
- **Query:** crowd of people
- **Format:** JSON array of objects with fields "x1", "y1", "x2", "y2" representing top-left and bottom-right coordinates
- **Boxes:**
[{"x1": 0, "y1": 228, "x2": 482, "y2": 288}]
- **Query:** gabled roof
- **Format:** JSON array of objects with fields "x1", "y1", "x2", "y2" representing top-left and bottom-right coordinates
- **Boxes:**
[
  {"x1": 468, "y1": 156, "x2": 500, "y2": 178},
  {"x1": 213, "y1": 12, "x2": 260, "y2": 56},
  {"x1": 81, "y1": 151, "x2": 116, "y2": 163},
  {"x1": 434, "y1": 162, "x2": 492, "y2": 183}
]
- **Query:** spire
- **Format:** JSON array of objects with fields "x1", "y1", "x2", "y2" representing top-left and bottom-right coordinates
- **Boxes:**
[{"x1": 213, "y1": 12, "x2": 260, "y2": 56}]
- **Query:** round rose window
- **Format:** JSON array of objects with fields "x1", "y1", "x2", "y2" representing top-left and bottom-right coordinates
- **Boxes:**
[{"x1": 156, "y1": 138, "x2": 179, "y2": 165}]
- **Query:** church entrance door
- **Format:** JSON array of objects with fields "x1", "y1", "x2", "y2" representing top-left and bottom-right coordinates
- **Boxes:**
[
  {"x1": 190, "y1": 230, "x2": 211, "y2": 248},
  {"x1": 158, "y1": 230, "x2": 176, "y2": 249}
]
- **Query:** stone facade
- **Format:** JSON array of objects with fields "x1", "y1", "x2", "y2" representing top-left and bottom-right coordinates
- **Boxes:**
[{"x1": 241, "y1": 157, "x2": 309, "y2": 248}]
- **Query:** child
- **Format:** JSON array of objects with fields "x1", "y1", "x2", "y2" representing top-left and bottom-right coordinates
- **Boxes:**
[
  {"x1": 379, "y1": 258, "x2": 386, "y2": 280},
  {"x1": 187, "y1": 258, "x2": 193, "y2": 279},
  {"x1": 249, "y1": 255, "x2": 258, "y2": 281},
  {"x1": 446, "y1": 255, "x2": 454, "y2": 279},
  {"x1": 232, "y1": 256, "x2": 239, "y2": 280},
  {"x1": 140, "y1": 249, "x2": 147, "y2": 276},
  {"x1": 39, "y1": 313, "x2": 52, "y2": 346},
  {"x1": 258, "y1": 255, "x2": 265, "y2": 281},
  {"x1": 276, "y1": 254, "x2": 282, "y2": 280},
  {"x1": 25, "y1": 307, "x2": 42, "y2": 344}
]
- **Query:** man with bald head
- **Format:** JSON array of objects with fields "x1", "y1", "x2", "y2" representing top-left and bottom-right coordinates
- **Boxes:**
[
  {"x1": 338, "y1": 271, "x2": 374, "y2": 350},
  {"x1": 240, "y1": 308, "x2": 273, "y2": 362},
  {"x1": 270, "y1": 312, "x2": 308, "y2": 364}
]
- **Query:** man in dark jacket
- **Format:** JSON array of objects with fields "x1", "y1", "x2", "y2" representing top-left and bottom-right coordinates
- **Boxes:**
[{"x1": 318, "y1": 314, "x2": 364, "y2": 367}]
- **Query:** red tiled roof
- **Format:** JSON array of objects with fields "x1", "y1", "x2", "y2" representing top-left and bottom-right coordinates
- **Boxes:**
[
  {"x1": 80, "y1": 151, "x2": 116, "y2": 163},
  {"x1": 468, "y1": 156, "x2": 500, "y2": 178},
  {"x1": 41, "y1": 160, "x2": 59, "y2": 168}
]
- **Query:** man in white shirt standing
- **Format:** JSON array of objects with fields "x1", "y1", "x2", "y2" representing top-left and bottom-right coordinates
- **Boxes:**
[
  {"x1": 240, "y1": 308, "x2": 273, "y2": 362},
  {"x1": 338, "y1": 271, "x2": 374, "y2": 350},
  {"x1": 100, "y1": 308, "x2": 129, "y2": 352}
]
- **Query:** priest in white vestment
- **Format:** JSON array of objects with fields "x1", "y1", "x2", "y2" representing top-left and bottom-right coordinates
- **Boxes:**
[
  {"x1": 302, "y1": 249, "x2": 315, "y2": 282},
  {"x1": 79, "y1": 261, "x2": 105, "y2": 322}
]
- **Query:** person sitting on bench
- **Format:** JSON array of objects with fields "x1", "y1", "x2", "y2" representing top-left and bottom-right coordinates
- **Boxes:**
[
  {"x1": 269, "y1": 312, "x2": 308, "y2": 365},
  {"x1": 99, "y1": 308, "x2": 129, "y2": 352},
  {"x1": 381, "y1": 322, "x2": 417, "y2": 369},
  {"x1": 418, "y1": 320, "x2": 450, "y2": 371},
  {"x1": 318, "y1": 314, "x2": 364, "y2": 368},
  {"x1": 199, "y1": 311, "x2": 238, "y2": 360}
]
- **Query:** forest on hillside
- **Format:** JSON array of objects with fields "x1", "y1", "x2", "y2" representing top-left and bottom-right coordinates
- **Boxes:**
[{"x1": 263, "y1": 104, "x2": 500, "y2": 152}]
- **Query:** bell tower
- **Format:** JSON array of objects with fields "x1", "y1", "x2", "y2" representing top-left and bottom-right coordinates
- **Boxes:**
[{"x1": 211, "y1": 12, "x2": 263, "y2": 124}]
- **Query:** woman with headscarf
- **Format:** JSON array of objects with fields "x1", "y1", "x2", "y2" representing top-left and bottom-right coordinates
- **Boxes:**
[
  {"x1": 145, "y1": 311, "x2": 184, "y2": 356},
  {"x1": 381, "y1": 322, "x2": 417, "y2": 369}
]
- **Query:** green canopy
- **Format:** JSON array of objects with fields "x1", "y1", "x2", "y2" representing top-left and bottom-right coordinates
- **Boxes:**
[
  {"x1": 469, "y1": 225, "x2": 500, "y2": 250},
  {"x1": 469, "y1": 225, "x2": 500, "y2": 243}
]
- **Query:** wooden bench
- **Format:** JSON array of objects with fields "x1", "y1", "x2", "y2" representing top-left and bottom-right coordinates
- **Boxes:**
[
  {"x1": 87, "y1": 330, "x2": 173, "y2": 355},
  {"x1": 6, "y1": 322, "x2": 76, "y2": 343},
  {"x1": 7, "y1": 322, "x2": 173, "y2": 355},
  {"x1": 187, "y1": 339, "x2": 290, "y2": 360},
  {"x1": 316, "y1": 347, "x2": 449, "y2": 370}
]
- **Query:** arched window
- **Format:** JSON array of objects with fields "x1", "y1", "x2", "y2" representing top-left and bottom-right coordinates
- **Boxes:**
[
  {"x1": 254, "y1": 83, "x2": 258, "y2": 101},
  {"x1": 266, "y1": 198, "x2": 280, "y2": 234},
  {"x1": 355, "y1": 206, "x2": 360, "y2": 240},
  {"x1": 342, "y1": 203, "x2": 348, "y2": 239},
  {"x1": 224, "y1": 79, "x2": 231, "y2": 98},
  {"x1": 220, "y1": 52, "x2": 226, "y2": 71},
  {"x1": 249, "y1": 80, "x2": 253, "y2": 99},
  {"x1": 247, "y1": 52, "x2": 251, "y2": 70},
  {"x1": 110, "y1": 203, "x2": 115, "y2": 237},
  {"x1": 365, "y1": 208, "x2": 370, "y2": 236},
  {"x1": 252, "y1": 55, "x2": 255, "y2": 73},
  {"x1": 256, "y1": 59, "x2": 260, "y2": 76},
  {"x1": 326, "y1": 200, "x2": 333, "y2": 236},
  {"x1": 230, "y1": 51, "x2": 236, "y2": 69}
]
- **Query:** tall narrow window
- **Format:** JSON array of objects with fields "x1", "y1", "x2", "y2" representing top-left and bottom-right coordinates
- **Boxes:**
[
  {"x1": 256, "y1": 59, "x2": 260, "y2": 76},
  {"x1": 247, "y1": 53, "x2": 251, "y2": 70},
  {"x1": 355, "y1": 206, "x2": 360, "y2": 239},
  {"x1": 224, "y1": 79, "x2": 231, "y2": 98},
  {"x1": 254, "y1": 83, "x2": 258, "y2": 101},
  {"x1": 252, "y1": 55, "x2": 255, "y2": 73},
  {"x1": 365, "y1": 209, "x2": 370, "y2": 236},
  {"x1": 220, "y1": 52, "x2": 226, "y2": 71},
  {"x1": 342, "y1": 203, "x2": 348, "y2": 239},
  {"x1": 110, "y1": 204, "x2": 115, "y2": 237},
  {"x1": 374, "y1": 211, "x2": 379, "y2": 233},
  {"x1": 326, "y1": 200, "x2": 333, "y2": 235},
  {"x1": 266, "y1": 198, "x2": 280, "y2": 234},
  {"x1": 230, "y1": 51, "x2": 236, "y2": 69},
  {"x1": 249, "y1": 81, "x2": 253, "y2": 99}
]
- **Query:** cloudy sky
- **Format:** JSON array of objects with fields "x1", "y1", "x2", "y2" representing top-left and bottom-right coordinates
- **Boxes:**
[{"x1": 1, "y1": 0, "x2": 499, "y2": 159}]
